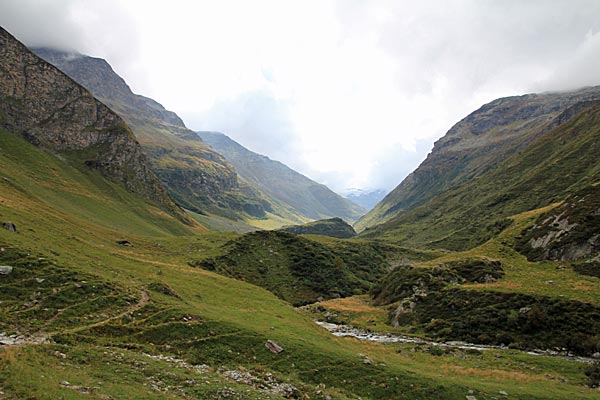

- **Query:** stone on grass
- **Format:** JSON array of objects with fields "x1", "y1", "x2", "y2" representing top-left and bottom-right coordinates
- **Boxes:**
[
  {"x1": 0, "y1": 266, "x2": 13, "y2": 275},
  {"x1": 265, "y1": 340, "x2": 284, "y2": 354},
  {"x1": 3, "y1": 222, "x2": 16, "y2": 232}
]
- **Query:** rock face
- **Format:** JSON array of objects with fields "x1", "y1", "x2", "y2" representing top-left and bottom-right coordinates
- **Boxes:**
[
  {"x1": 33, "y1": 47, "x2": 271, "y2": 220},
  {"x1": 33, "y1": 48, "x2": 185, "y2": 128},
  {"x1": 357, "y1": 87, "x2": 600, "y2": 233},
  {"x1": 516, "y1": 185, "x2": 600, "y2": 262},
  {"x1": 0, "y1": 28, "x2": 183, "y2": 218}
]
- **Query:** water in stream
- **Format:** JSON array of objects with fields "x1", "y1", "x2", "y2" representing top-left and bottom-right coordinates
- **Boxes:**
[{"x1": 315, "y1": 320, "x2": 595, "y2": 364}]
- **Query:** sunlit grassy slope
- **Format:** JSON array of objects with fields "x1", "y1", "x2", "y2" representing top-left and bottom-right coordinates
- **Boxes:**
[{"x1": 0, "y1": 129, "x2": 599, "y2": 399}]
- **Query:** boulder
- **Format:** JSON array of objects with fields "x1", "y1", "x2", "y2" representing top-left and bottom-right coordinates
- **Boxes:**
[
  {"x1": 265, "y1": 340, "x2": 284, "y2": 354},
  {"x1": 0, "y1": 266, "x2": 13, "y2": 275},
  {"x1": 3, "y1": 222, "x2": 16, "y2": 232},
  {"x1": 116, "y1": 239, "x2": 133, "y2": 247}
]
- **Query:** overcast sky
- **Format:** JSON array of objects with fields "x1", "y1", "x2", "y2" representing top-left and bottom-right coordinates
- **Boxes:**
[{"x1": 3, "y1": 1, "x2": 600, "y2": 193}]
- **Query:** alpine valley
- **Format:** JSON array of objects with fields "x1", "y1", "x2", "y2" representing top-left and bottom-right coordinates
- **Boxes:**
[{"x1": 1, "y1": 24, "x2": 600, "y2": 400}]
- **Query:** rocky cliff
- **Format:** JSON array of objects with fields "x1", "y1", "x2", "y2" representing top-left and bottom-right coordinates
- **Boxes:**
[{"x1": 0, "y1": 27, "x2": 184, "y2": 219}]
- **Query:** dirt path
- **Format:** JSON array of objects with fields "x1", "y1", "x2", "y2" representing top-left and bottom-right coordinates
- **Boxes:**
[
  {"x1": 65, "y1": 288, "x2": 151, "y2": 334},
  {"x1": 0, "y1": 288, "x2": 151, "y2": 347}
]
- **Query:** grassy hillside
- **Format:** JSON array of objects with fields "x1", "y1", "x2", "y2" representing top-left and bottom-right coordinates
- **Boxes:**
[
  {"x1": 361, "y1": 100, "x2": 600, "y2": 251},
  {"x1": 192, "y1": 231, "x2": 435, "y2": 305},
  {"x1": 197, "y1": 131, "x2": 365, "y2": 223},
  {"x1": 1, "y1": 128, "x2": 598, "y2": 398}
]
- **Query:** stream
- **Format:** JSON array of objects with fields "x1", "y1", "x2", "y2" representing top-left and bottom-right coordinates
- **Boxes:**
[{"x1": 315, "y1": 320, "x2": 596, "y2": 364}]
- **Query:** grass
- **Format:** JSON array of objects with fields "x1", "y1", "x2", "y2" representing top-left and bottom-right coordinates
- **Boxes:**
[{"x1": 0, "y1": 130, "x2": 600, "y2": 398}]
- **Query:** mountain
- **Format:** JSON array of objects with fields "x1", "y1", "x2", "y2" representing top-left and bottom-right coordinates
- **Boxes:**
[
  {"x1": 343, "y1": 188, "x2": 387, "y2": 211},
  {"x1": 279, "y1": 217, "x2": 357, "y2": 238},
  {"x1": 0, "y1": 27, "x2": 188, "y2": 223},
  {"x1": 357, "y1": 87, "x2": 600, "y2": 233},
  {"x1": 358, "y1": 87, "x2": 600, "y2": 250},
  {"x1": 197, "y1": 131, "x2": 365, "y2": 222},
  {"x1": 33, "y1": 47, "x2": 277, "y2": 224}
]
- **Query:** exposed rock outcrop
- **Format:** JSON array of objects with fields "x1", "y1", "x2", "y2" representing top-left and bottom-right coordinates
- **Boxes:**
[
  {"x1": 0, "y1": 27, "x2": 184, "y2": 219},
  {"x1": 3, "y1": 222, "x2": 16, "y2": 232},
  {"x1": 516, "y1": 185, "x2": 600, "y2": 261}
]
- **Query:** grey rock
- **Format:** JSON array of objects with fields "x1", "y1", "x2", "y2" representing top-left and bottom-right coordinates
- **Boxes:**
[
  {"x1": 265, "y1": 340, "x2": 284, "y2": 354},
  {"x1": 0, "y1": 266, "x2": 13, "y2": 275},
  {"x1": 3, "y1": 222, "x2": 16, "y2": 232}
]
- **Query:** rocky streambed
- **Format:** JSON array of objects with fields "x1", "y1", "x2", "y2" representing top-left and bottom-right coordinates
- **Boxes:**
[{"x1": 315, "y1": 320, "x2": 597, "y2": 364}]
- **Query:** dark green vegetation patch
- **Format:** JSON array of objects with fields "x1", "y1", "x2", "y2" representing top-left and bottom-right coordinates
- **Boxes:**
[
  {"x1": 279, "y1": 217, "x2": 357, "y2": 238},
  {"x1": 371, "y1": 259, "x2": 504, "y2": 306},
  {"x1": 192, "y1": 231, "x2": 398, "y2": 305},
  {"x1": 372, "y1": 262, "x2": 600, "y2": 356},
  {"x1": 400, "y1": 288, "x2": 600, "y2": 356},
  {"x1": 573, "y1": 261, "x2": 600, "y2": 278}
]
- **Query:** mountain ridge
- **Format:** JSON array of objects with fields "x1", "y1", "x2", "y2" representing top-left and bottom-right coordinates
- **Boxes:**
[
  {"x1": 360, "y1": 93, "x2": 600, "y2": 250},
  {"x1": 357, "y1": 86, "x2": 600, "y2": 235},
  {"x1": 197, "y1": 130, "x2": 365, "y2": 223},
  {"x1": 33, "y1": 47, "x2": 277, "y2": 224}
]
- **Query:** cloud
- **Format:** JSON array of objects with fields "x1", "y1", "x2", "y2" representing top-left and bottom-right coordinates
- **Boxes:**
[
  {"x1": 539, "y1": 30, "x2": 600, "y2": 91},
  {"x1": 0, "y1": 0, "x2": 144, "y2": 91},
  {"x1": 0, "y1": 0, "x2": 85, "y2": 51}
]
